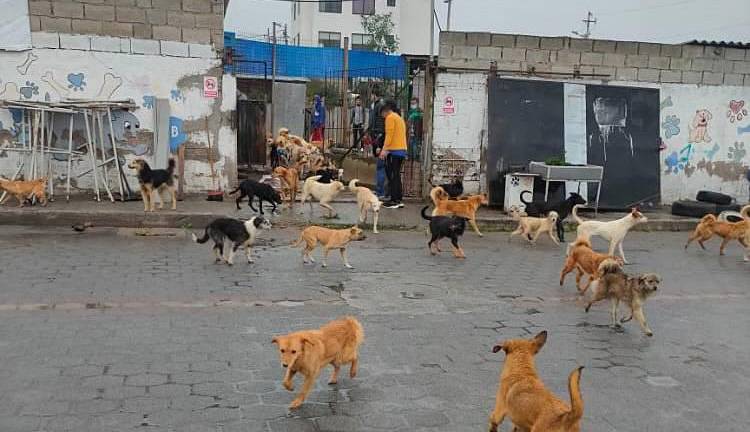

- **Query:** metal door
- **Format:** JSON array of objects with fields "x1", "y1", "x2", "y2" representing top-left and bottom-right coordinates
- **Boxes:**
[{"x1": 237, "y1": 100, "x2": 266, "y2": 166}]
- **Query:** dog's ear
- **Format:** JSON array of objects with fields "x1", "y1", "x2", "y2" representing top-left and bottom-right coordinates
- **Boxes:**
[
  {"x1": 301, "y1": 337, "x2": 316, "y2": 347},
  {"x1": 532, "y1": 330, "x2": 548, "y2": 353},
  {"x1": 271, "y1": 337, "x2": 279, "y2": 345},
  {"x1": 491, "y1": 343, "x2": 506, "y2": 354}
]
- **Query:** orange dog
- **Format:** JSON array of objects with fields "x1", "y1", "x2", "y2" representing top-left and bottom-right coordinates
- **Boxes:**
[
  {"x1": 272, "y1": 317, "x2": 364, "y2": 409},
  {"x1": 430, "y1": 186, "x2": 488, "y2": 237},
  {"x1": 489, "y1": 331, "x2": 584, "y2": 432},
  {"x1": 685, "y1": 205, "x2": 750, "y2": 255},
  {"x1": 560, "y1": 238, "x2": 624, "y2": 293},
  {"x1": 0, "y1": 176, "x2": 48, "y2": 207},
  {"x1": 273, "y1": 166, "x2": 299, "y2": 206}
]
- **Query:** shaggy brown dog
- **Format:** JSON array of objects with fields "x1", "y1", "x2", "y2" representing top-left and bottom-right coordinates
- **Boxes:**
[
  {"x1": 0, "y1": 176, "x2": 48, "y2": 207},
  {"x1": 585, "y1": 259, "x2": 661, "y2": 336},
  {"x1": 685, "y1": 205, "x2": 750, "y2": 255},
  {"x1": 272, "y1": 317, "x2": 364, "y2": 409},
  {"x1": 489, "y1": 331, "x2": 584, "y2": 432},
  {"x1": 291, "y1": 225, "x2": 366, "y2": 268},
  {"x1": 430, "y1": 186, "x2": 488, "y2": 237},
  {"x1": 560, "y1": 238, "x2": 624, "y2": 293},
  {"x1": 273, "y1": 166, "x2": 299, "y2": 206}
]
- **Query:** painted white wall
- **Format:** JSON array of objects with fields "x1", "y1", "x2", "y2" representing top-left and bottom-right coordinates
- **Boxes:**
[
  {"x1": 290, "y1": 0, "x2": 431, "y2": 54},
  {"x1": 660, "y1": 84, "x2": 750, "y2": 203},
  {"x1": 0, "y1": 36, "x2": 236, "y2": 194},
  {"x1": 431, "y1": 73, "x2": 750, "y2": 204}
]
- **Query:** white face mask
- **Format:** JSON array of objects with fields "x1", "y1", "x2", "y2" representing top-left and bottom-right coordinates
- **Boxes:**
[{"x1": 410, "y1": 104, "x2": 417, "y2": 109}]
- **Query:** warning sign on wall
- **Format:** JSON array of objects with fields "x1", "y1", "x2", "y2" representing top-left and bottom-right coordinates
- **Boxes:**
[
  {"x1": 442, "y1": 96, "x2": 455, "y2": 114},
  {"x1": 203, "y1": 76, "x2": 218, "y2": 98}
]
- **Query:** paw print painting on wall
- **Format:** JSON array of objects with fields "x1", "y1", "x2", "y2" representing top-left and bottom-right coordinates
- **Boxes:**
[
  {"x1": 728, "y1": 142, "x2": 746, "y2": 163},
  {"x1": 727, "y1": 100, "x2": 747, "y2": 123},
  {"x1": 662, "y1": 115, "x2": 680, "y2": 139}
]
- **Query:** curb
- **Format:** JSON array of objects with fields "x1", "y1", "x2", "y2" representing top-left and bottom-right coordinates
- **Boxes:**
[{"x1": 0, "y1": 209, "x2": 698, "y2": 232}]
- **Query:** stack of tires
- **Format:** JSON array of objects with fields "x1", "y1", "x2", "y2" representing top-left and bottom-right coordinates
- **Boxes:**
[{"x1": 671, "y1": 191, "x2": 741, "y2": 218}]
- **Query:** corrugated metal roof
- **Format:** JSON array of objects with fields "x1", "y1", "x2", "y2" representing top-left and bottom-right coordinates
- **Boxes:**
[{"x1": 684, "y1": 40, "x2": 749, "y2": 48}]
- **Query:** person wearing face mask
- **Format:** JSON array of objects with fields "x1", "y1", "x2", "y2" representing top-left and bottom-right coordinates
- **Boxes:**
[{"x1": 407, "y1": 97, "x2": 423, "y2": 161}]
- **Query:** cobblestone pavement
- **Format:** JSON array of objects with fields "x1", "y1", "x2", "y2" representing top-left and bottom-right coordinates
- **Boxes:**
[{"x1": 0, "y1": 225, "x2": 748, "y2": 432}]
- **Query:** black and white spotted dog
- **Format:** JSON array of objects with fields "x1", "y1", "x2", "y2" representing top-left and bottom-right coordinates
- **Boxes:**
[{"x1": 192, "y1": 217, "x2": 272, "y2": 265}]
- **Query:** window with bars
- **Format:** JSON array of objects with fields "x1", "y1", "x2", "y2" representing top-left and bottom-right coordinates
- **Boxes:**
[
  {"x1": 351, "y1": 33, "x2": 374, "y2": 51},
  {"x1": 318, "y1": 31, "x2": 341, "y2": 48},
  {"x1": 352, "y1": 0, "x2": 375, "y2": 15},
  {"x1": 319, "y1": 0, "x2": 342, "y2": 13},
  {"x1": 387, "y1": 0, "x2": 396, "y2": 6}
]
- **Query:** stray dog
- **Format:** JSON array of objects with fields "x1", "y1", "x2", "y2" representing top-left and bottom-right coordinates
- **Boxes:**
[
  {"x1": 521, "y1": 190, "x2": 586, "y2": 241},
  {"x1": 272, "y1": 317, "x2": 364, "y2": 409},
  {"x1": 349, "y1": 179, "x2": 381, "y2": 233},
  {"x1": 429, "y1": 177, "x2": 464, "y2": 198},
  {"x1": 312, "y1": 168, "x2": 341, "y2": 184},
  {"x1": 571, "y1": 205, "x2": 647, "y2": 264},
  {"x1": 685, "y1": 206, "x2": 750, "y2": 255},
  {"x1": 192, "y1": 216, "x2": 272, "y2": 265},
  {"x1": 127, "y1": 159, "x2": 177, "y2": 212},
  {"x1": 489, "y1": 330, "x2": 584, "y2": 432},
  {"x1": 299, "y1": 175, "x2": 345, "y2": 218},
  {"x1": 291, "y1": 225, "x2": 366, "y2": 268},
  {"x1": 421, "y1": 205, "x2": 467, "y2": 258},
  {"x1": 0, "y1": 176, "x2": 48, "y2": 207},
  {"x1": 509, "y1": 210, "x2": 560, "y2": 245},
  {"x1": 585, "y1": 259, "x2": 661, "y2": 336},
  {"x1": 273, "y1": 166, "x2": 299, "y2": 206},
  {"x1": 230, "y1": 179, "x2": 283, "y2": 214},
  {"x1": 430, "y1": 186, "x2": 488, "y2": 237},
  {"x1": 560, "y1": 238, "x2": 624, "y2": 293}
]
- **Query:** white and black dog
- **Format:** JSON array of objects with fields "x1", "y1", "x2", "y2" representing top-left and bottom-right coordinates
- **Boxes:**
[{"x1": 192, "y1": 216, "x2": 272, "y2": 265}]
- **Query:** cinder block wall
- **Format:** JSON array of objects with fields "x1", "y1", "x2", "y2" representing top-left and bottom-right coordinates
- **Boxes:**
[
  {"x1": 28, "y1": 0, "x2": 225, "y2": 49},
  {"x1": 439, "y1": 32, "x2": 750, "y2": 87}
]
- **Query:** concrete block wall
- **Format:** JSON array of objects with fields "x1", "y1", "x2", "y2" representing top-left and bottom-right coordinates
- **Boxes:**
[
  {"x1": 439, "y1": 32, "x2": 750, "y2": 87},
  {"x1": 29, "y1": 0, "x2": 225, "y2": 49}
]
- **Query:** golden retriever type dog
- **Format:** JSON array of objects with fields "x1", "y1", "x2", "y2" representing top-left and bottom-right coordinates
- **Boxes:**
[
  {"x1": 560, "y1": 238, "x2": 624, "y2": 293},
  {"x1": 299, "y1": 175, "x2": 345, "y2": 218},
  {"x1": 585, "y1": 259, "x2": 661, "y2": 336},
  {"x1": 509, "y1": 210, "x2": 560, "y2": 245},
  {"x1": 272, "y1": 317, "x2": 364, "y2": 409},
  {"x1": 273, "y1": 166, "x2": 300, "y2": 206},
  {"x1": 0, "y1": 176, "x2": 48, "y2": 207},
  {"x1": 685, "y1": 205, "x2": 750, "y2": 255},
  {"x1": 489, "y1": 331, "x2": 584, "y2": 432},
  {"x1": 291, "y1": 225, "x2": 366, "y2": 268},
  {"x1": 430, "y1": 186, "x2": 489, "y2": 237},
  {"x1": 571, "y1": 205, "x2": 647, "y2": 264},
  {"x1": 349, "y1": 179, "x2": 381, "y2": 233},
  {"x1": 127, "y1": 159, "x2": 177, "y2": 212}
]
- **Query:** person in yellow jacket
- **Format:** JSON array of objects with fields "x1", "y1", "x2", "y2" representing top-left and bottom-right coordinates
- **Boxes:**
[{"x1": 378, "y1": 99, "x2": 408, "y2": 208}]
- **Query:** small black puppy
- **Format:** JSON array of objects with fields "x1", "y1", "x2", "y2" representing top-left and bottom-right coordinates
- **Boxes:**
[
  {"x1": 520, "y1": 190, "x2": 586, "y2": 241},
  {"x1": 430, "y1": 178, "x2": 464, "y2": 198},
  {"x1": 229, "y1": 179, "x2": 282, "y2": 214},
  {"x1": 310, "y1": 168, "x2": 340, "y2": 184},
  {"x1": 421, "y1": 205, "x2": 468, "y2": 258}
]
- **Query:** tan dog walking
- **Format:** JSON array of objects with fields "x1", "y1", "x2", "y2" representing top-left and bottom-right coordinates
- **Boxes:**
[
  {"x1": 291, "y1": 225, "x2": 366, "y2": 268},
  {"x1": 0, "y1": 176, "x2": 48, "y2": 207}
]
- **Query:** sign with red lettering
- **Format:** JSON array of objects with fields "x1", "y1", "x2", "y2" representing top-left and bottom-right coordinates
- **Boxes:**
[
  {"x1": 203, "y1": 76, "x2": 218, "y2": 98},
  {"x1": 442, "y1": 96, "x2": 455, "y2": 114}
]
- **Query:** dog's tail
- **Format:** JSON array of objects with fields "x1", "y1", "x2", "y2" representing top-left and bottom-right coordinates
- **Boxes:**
[
  {"x1": 348, "y1": 178, "x2": 360, "y2": 192},
  {"x1": 572, "y1": 204, "x2": 586, "y2": 224},
  {"x1": 430, "y1": 186, "x2": 448, "y2": 206},
  {"x1": 228, "y1": 186, "x2": 241, "y2": 195},
  {"x1": 192, "y1": 227, "x2": 210, "y2": 244},
  {"x1": 570, "y1": 237, "x2": 592, "y2": 250},
  {"x1": 290, "y1": 234, "x2": 305, "y2": 248},
  {"x1": 519, "y1": 190, "x2": 532, "y2": 206},
  {"x1": 700, "y1": 213, "x2": 718, "y2": 224},
  {"x1": 597, "y1": 258, "x2": 622, "y2": 276},
  {"x1": 344, "y1": 316, "x2": 365, "y2": 348},
  {"x1": 166, "y1": 158, "x2": 176, "y2": 175},
  {"x1": 420, "y1": 205, "x2": 433, "y2": 221},
  {"x1": 306, "y1": 175, "x2": 323, "y2": 183},
  {"x1": 563, "y1": 366, "x2": 585, "y2": 427},
  {"x1": 741, "y1": 204, "x2": 750, "y2": 221}
]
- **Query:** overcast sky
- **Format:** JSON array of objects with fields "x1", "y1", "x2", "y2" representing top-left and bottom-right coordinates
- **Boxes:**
[{"x1": 226, "y1": 0, "x2": 750, "y2": 45}]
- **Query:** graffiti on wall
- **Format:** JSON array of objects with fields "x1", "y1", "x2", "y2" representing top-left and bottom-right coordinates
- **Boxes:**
[
  {"x1": 688, "y1": 109, "x2": 712, "y2": 143},
  {"x1": 662, "y1": 115, "x2": 680, "y2": 139},
  {"x1": 727, "y1": 100, "x2": 747, "y2": 123}
]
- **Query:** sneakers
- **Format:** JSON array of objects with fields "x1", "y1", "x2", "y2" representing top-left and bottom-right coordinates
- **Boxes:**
[{"x1": 384, "y1": 201, "x2": 404, "y2": 209}]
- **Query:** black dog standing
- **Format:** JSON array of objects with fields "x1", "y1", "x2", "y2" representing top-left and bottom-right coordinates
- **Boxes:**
[
  {"x1": 520, "y1": 191, "x2": 586, "y2": 241},
  {"x1": 230, "y1": 179, "x2": 283, "y2": 214},
  {"x1": 421, "y1": 205, "x2": 468, "y2": 258}
]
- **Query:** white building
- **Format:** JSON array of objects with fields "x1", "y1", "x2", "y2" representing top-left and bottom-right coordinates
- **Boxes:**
[{"x1": 290, "y1": 0, "x2": 432, "y2": 55}]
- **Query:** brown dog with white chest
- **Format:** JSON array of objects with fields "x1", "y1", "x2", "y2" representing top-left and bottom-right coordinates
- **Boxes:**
[
  {"x1": 489, "y1": 330, "x2": 584, "y2": 432},
  {"x1": 291, "y1": 225, "x2": 366, "y2": 268},
  {"x1": 685, "y1": 205, "x2": 750, "y2": 255},
  {"x1": 560, "y1": 238, "x2": 624, "y2": 293},
  {"x1": 272, "y1": 317, "x2": 364, "y2": 409},
  {"x1": 273, "y1": 166, "x2": 299, "y2": 206},
  {"x1": 0, "y1": 176, "x2": 48, "y2": 207},
  {"x1": 431, "y1": 186, "x2": 488, "y2": 237}
]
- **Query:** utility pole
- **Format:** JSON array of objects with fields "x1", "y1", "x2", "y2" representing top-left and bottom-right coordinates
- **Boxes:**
[
  {"x1": 283, "y1": 23, "x2": 288, "y2": 45},
  {"x1": 270, "y1": 21, "x2": 278, "y2": 136},
  {"x1": 572, "y1": 11, "x2": 596, "y2": 39},
  {"x1": 342, "y1": 36, "x2": 350, "y2": 149},
  {"x1": 429, "y1": 0, "x2": 435, "y2": 57},
  {"x1": 444, "y1": 0, "x2": 453, "y2": 31}
]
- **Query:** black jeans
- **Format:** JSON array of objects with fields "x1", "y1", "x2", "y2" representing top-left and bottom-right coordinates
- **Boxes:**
[
  {"x1": 353, "y1": 124, "x2": 364, "y2": 148},
  {"x1": 385, "y1": 154, "x2": 404, "y2": 203}
]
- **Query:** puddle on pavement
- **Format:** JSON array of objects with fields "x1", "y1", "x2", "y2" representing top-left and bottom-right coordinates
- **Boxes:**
[{"x1": 400, "y1": 291, "x2": 425, "y2": 300}]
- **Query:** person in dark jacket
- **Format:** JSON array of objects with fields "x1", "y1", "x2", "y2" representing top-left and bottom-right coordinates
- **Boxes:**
[{"x1": 368, "y1": 89, "x2": 387, "y2": 198}]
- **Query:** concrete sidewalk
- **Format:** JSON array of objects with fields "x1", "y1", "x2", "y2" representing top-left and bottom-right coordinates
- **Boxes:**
[{"x1": 0, "y1": 193, "x2": 701, "y2": 231}]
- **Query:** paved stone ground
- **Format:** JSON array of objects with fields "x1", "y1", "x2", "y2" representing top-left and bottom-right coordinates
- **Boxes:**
[{"x1": 0, "y1": 225, "x2": 748, "y2": 432}]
